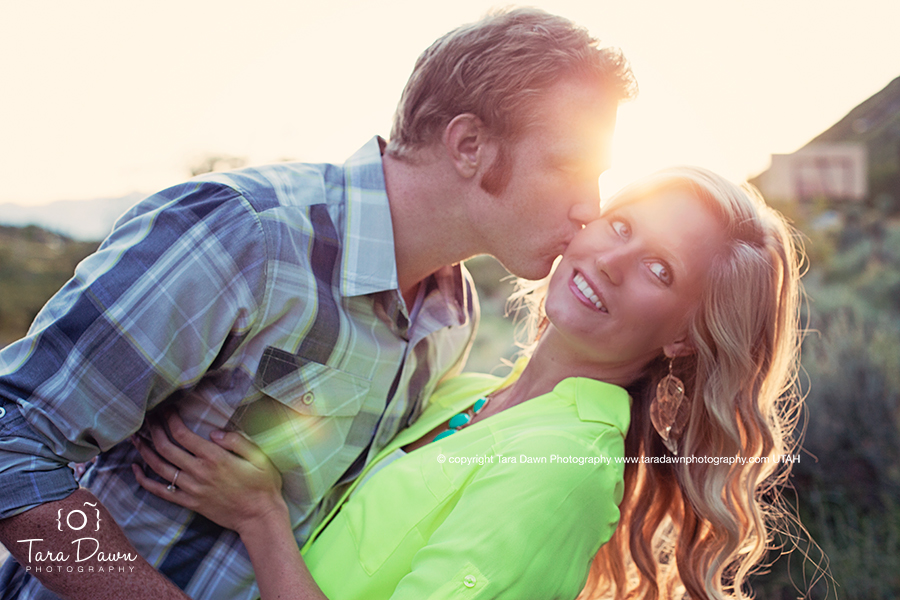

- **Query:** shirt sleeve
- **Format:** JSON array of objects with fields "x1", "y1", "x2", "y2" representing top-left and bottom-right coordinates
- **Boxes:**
[
  {"x1": 390, "y1": 428, "x2": 626, "y2": 600},
  {"x1": 0, "y1": 181, "x2": 268, "y2": 519}
]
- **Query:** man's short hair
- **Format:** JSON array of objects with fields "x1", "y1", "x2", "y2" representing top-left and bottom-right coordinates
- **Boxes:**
[{"x1": 386, "y1": 7, "x2": 637, "y2": 177}]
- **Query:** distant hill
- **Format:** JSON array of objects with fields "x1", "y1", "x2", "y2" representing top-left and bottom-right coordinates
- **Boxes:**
[
  {"x1": 0, "y1": 192, "x2": 144, "y2": 241},
  {"x1": 752, "y1": 75, "x2": 900, "y2": 207},
  {"x1": 807, "y1": 75, "x2": 900, "y2": 171},
  {"x1": 0, "y1": 225, "x2": 99, "y2": 345},
  {"x1": 809, "y1": 76, "x2": 900, "y2": 206}
]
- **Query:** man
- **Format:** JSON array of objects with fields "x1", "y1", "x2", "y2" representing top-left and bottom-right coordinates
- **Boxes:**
[{"x1": 0, "y1": 8, "x2": 635, "y2": 599}]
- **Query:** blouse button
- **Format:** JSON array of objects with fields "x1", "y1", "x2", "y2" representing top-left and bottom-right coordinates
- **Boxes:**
[
  {"x1": 0, "y1": 406, "x2": 6, "y2": 418},
  {"x1": 463, "y1": 575, "x2": 476, "y2": 588},
  {"x1": 301, "y1": 392, "x2": 315, "y2": 405}
]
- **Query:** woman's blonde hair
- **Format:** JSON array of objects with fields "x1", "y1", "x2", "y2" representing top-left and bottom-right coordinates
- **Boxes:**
[{"x1": 512, "y1": 167, "x2": 805, "y2": 599}]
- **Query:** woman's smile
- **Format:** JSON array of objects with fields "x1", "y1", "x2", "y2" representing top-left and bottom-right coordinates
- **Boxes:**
[{"x1": 571, "y1": 272, "x2": 606, "y2": 312}]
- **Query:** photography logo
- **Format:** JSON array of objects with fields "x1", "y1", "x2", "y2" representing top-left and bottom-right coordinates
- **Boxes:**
[
  {"x1": 57, "y1": 501, "x2": 101, "y2": 532},
  {"x1": 16, "y1": 501, "x2": 138, "y2": 575}
]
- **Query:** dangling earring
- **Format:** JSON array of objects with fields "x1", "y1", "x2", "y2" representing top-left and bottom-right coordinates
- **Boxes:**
[{"x1": 650, "y1": 357, "x2": 687, "y2": 455}]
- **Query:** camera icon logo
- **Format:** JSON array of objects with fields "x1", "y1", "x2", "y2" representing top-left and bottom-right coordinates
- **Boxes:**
[{"x1": 56, "y1": 502, "x2": 102, "y2": 532}]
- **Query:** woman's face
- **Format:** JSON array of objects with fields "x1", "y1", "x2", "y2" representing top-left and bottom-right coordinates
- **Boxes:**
[{"x1": 544, "y1": 188, "x2": 726, "y2": 378}]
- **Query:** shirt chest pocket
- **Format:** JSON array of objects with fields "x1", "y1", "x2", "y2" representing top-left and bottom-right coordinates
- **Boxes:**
[
  {"x1": 231, "y1": 352, "x2": 376, "y2": 496},
  {"x1": 237, "y1": 349, "x2": 377, "y2": 481},
  {"x1": 252, "y1": 347, "x2": 372, "y2": 417}
]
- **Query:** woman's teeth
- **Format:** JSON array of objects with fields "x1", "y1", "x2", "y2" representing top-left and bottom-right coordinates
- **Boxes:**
[{"x1": 573, "y1": 273, "x2": 605, "y2": 311}]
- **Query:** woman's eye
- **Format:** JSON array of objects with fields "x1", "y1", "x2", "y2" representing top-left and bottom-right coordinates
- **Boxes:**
[
  {"x1": 611, "y1": 220, "x2": 630, "y2": 238},
  {"x1": 649, "y1": 262, "x2": 672, "y2": 285}
]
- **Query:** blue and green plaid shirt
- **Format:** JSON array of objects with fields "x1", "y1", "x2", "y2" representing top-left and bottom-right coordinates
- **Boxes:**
[{"x1": 0, "y1": 137, "x2": 478, "y2": 599}]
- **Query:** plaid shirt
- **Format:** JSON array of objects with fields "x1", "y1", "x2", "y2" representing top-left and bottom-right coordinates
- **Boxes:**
[{"x1": 0, "y1": 137, "x2": 478, "y2": 599}]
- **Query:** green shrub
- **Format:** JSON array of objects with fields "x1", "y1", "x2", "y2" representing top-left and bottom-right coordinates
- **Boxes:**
[{"x1": 756, "y1": 307, "x2": 900, "y2": 599}]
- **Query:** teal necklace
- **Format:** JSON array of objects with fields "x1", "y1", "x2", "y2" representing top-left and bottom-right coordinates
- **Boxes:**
[{"x1": 432, "y1": 396, "x2": 491, "y2": 442}]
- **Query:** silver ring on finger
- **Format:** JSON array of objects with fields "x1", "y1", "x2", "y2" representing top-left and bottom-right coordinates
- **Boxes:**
[{"x1": 167, "y1": 468, "x2": 180, "y2": 492}]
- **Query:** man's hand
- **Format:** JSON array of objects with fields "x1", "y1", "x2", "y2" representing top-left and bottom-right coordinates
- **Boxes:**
[{"x1": 0, "y1": 488, "x2": 188, "y2": 600}]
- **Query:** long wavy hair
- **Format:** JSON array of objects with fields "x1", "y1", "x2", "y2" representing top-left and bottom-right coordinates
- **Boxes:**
[{"x1": 511, "y1": 167, "x2": 806, "y2": 599}]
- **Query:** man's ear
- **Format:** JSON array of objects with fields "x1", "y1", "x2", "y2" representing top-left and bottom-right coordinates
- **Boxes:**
[{"x1": 442, "y1": 114, "x2": 489, "y2": 179}]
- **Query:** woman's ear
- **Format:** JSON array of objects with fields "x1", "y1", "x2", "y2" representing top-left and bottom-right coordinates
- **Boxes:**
[
  {"x1": 442, "y1": 114, "x2": 488, "y2": 179},
  {"x1": 663, "y1": 336, "x2": 695, "y2": 359}
]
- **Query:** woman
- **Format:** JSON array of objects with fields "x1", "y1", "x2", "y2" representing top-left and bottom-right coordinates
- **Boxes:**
[{"x1": 133, "y1": 166, "x2": 804, "y2": 600}]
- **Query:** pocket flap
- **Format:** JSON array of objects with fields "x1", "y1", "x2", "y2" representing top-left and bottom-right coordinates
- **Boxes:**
[{"x1": 254, "y1": 351, "x2": 372, "y2": 417}]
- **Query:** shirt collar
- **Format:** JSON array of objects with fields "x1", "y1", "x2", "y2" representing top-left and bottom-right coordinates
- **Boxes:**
[
  {"x1": 384, "y1": 358, "x2": 630, "y2": 462},
  {"x1": 508, "y1": 357, "x2": 632, "y2": 435},
  {"x1": 339, "y1": 136, "x2": 399, "y2": 297},
  {"x1": 561, "y1": 377, "x2": 631, "y2": 436},
  {"x1": 338, "y1": 137, "x2": 472, "y2": 329}
]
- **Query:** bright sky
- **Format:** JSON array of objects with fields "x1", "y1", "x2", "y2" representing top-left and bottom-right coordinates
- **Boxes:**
[{"x1": 2, "y1": 0, "x2": 898, "y2": 206}]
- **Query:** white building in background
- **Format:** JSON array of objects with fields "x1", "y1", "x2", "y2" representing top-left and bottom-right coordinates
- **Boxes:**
[{"x1": 756, "y1": 143, "x2": 868, "y2": 202}]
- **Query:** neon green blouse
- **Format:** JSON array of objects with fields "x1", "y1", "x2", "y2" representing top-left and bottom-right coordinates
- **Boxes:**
[{"x1": 302, "y1": 363, "x2": 631, "y2": 599}]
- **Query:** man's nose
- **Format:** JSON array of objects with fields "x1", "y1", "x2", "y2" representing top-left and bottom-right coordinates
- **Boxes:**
[{"x1": 569, "y1": 186, "x2": 601, "y2": 227}]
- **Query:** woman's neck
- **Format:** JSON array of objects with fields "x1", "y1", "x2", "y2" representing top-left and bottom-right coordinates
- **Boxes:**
[
  {"x1": 494, "y1": 340, "x2": 575, "y2": 411},
  {"x1": 502, "y1": 326, "x2": 644, "y2": 408}
]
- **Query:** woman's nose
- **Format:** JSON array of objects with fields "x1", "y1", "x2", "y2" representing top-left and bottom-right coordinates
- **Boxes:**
[{"x1": 595, "y1": 247, "x2": 626, "y2": 286}]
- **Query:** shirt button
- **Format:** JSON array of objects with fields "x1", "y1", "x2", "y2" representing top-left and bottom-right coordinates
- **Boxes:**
[
  {"x1": 0, "y1": 406, "x2": 5, "y2": 418},
  {"x1": 463, "y1": 575, "x2": 476, "y2": 588},
  {"x1": 301, "y1": 392, "x2": 315, "y2": 405}
]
